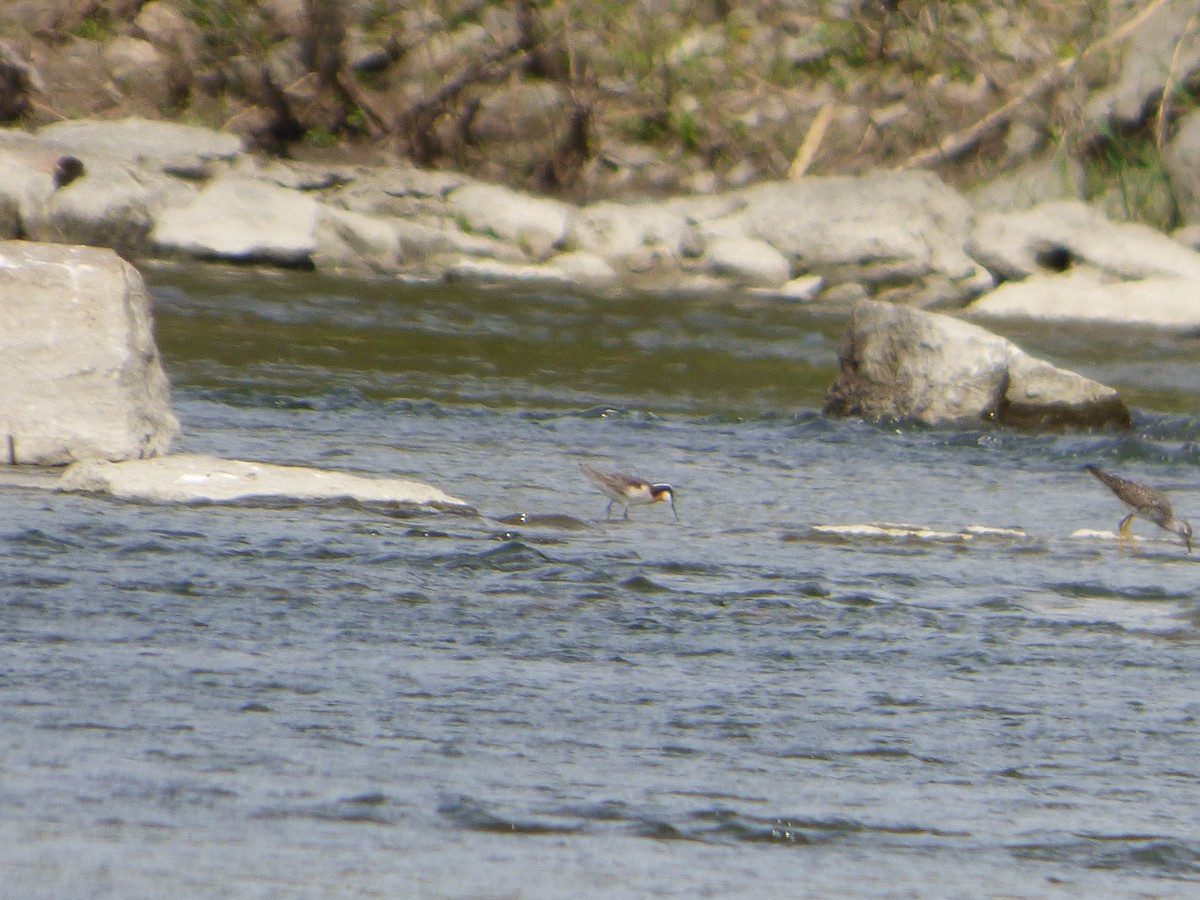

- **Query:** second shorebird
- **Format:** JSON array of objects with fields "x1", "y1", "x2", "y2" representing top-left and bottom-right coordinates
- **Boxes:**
[
  {"x1": 580, "y1": 463, "x2": 677, "y2": 521},
  {"x1": 1085, "y1": 465, "x2": 1192, "y2": 553}
]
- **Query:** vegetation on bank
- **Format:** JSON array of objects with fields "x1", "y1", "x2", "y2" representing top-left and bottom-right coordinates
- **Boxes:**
[{"x1": 1, "y1": 1, "x2": 1196, "y2": 224}]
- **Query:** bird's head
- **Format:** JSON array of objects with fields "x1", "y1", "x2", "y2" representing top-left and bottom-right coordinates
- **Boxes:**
[
  {"x1": 650, "y1": 484, "x2": 678, "y2": 521},
  {"x1": 1179, "y1": 518, "x2": 1193, "y2": 553}
]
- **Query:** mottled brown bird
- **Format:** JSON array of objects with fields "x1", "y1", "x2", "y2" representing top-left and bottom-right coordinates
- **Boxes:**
[
  {"x1": 581, "y1": 463, "x2": 677, "y2": 521},
  {"x1": 1085, "y1": 465, "x2": 1192, "y2": 553}
]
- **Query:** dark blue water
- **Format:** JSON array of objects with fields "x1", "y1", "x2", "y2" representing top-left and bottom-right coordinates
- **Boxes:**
[{"x1": 2, "y1": 270, "x2": 1200, "y2": 897}]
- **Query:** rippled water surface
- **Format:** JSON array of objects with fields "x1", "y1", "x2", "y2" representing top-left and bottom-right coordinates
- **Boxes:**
[{"x1": 4, "y1": 268, "x2": 1200, "y2": 897}]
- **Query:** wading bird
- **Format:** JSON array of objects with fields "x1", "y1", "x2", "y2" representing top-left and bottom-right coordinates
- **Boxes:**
[
  {"x1": 1085, "y1": 465, "x2": 1192, "y2": 553},
  {"x1": 580, "y1": 463, "x2": 677, "y2": 521}
]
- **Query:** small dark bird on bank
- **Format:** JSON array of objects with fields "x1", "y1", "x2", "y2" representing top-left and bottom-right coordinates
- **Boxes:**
[
  {"x1": 1085, "y1": 465, "x2": 1192, "y2": 553},
  {"x1": 53, "y1": 155, "x2": 84, "y2": 190}
]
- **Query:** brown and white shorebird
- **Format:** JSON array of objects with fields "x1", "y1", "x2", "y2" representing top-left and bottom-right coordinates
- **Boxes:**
[
  {"x1": 1085, "y1": 465, "x2": 1192, "y2": 553},
  {"x1": 580, "y1": 463, "x2": 677, "y2": 521}
]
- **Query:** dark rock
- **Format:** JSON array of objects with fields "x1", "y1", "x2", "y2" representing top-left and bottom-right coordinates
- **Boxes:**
[{"x1": 0, "y1": 42, "x2": 39, "y2": 122}]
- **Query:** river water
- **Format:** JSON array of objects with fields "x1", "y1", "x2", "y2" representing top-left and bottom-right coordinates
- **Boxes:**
[{"x1": 3, "y1": 268, "x2": 1200, "y2": 897}]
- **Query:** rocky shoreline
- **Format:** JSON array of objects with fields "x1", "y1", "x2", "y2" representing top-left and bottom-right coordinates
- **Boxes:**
[{"x1": 4, "y1": 114, "x2": 1200, "y2": 325}]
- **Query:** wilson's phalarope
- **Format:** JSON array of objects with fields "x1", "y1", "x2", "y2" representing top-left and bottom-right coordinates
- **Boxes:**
[
  {"x1": 580, "y1": 463, "x2": 677, "y2": 521},
  {"x1": 1085, "y1": 465, "x2": 1192, "y2": 553}
]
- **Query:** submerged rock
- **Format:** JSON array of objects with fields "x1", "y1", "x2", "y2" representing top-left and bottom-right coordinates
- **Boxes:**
[
  {"x1": 0, "y1": 240, "x2": 179, "y2": 464},
  {"x1": 824, "y1": 299, "x2": 1130, "y2": 429},
  {"x1": 60, "y1": 453, "x2": 471, "y2": 507}
]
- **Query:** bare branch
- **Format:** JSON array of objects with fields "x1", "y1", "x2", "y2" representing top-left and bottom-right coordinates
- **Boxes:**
[{"x1": 894, "y1": 0, "x2": 1175, "y2": 171}]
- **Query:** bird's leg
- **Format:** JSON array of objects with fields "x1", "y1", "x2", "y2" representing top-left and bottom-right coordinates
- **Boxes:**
[
  {"x1": 623, "y1": 506, "x2": 629, "y2": 520},
  {"x1": 1118, "y1": 513, "x2": 1137, "y2": 553},
  {"x1": 605, "y1": 500, "x2": 613, "y2": 519}
]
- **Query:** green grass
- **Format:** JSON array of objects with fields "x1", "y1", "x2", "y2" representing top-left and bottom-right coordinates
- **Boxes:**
[
  {"x1": 1084, "y1": 128, "x2": 1178, "y2": 230},
  {"x1": 71, "y1": 15, "x2": 114, "y2": 42}
]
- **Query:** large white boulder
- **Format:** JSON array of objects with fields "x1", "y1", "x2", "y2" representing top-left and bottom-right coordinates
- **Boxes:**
[
  {"x1": 37, "y1": 117, "x2": 242, "y2": 174},
  {"x1": 60, "y1": 453, "x2": 471, "y2": 507},
  {"x1": 824, "y1": 299, "x2": 1130, "y2": 429},
  {"x1": 565, "y1": 195, "x2": 737, "y2": 262},
  {"x1": 737, "y1": 171, "x2": 992, "y2": 304},
  {"x1": 0, "y1": 120, "x2": 243, "y2": 257},
  {"x1": 0, "y1": 241, "x2": 179, "y2": 464},
  {"x1": 445, "y1": 181, "x2": 571, "y2": 261},
  {"x1": 37, "y1": 158, "x2": 192, "y2": 254},
  {"x1": 969, "y1": 200, "x2": 1200, "y2": 282},
  {"x1": 152, "y1": 176, "x2": 320, "y2": 266},
  {"x1": 0, "y1": 128, "x2": 192, "y2": 254},
  {"x1": 314, "y1": 205, "x2": 401, "y2": 273},
  {"x1": 703, "y1": 235, "x2": 791, "y2": 285},
  {"x1": 966, "y1": 270, "x2": 1200, "y2": 329}
]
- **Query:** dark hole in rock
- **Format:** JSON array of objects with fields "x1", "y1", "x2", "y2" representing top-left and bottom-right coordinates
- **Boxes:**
[{"x1": 1033, "y1": 243, "x2": 1073, "y2": 272}]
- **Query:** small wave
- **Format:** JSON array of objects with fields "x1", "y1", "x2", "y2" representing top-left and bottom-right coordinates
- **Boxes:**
[
  {"x1": 1012, "y1": 834, "x2": 1200, "y2": 879},
  {"x1": 1048, "y1": 580, "x2": 1191, "y2": 602},
  {"x1": 492, "y1": 512, "x2": 595, "y2": 531},
  {"x1": 620, "y1": 574, "x2": 674, "y2": 594},
  {"x1": 437, "y1": 796, "x2": 967, "y2": 849},
  {"x1": 5, "y1": 528, "x2": 83, "y2": 553},
  {"x1": 843, "y1": 746, "x2": 951, "y2": 765},
  {"x1": 4, "y1": 573, "x2": 70, "y2": 589},
  {"x1": 47, "y1": 721, "x2": 142, "y2": 733},
  {"x1": 528, "y1": 405, "x2": 669, "y2": 423},
  {"x1": 438, "y1": 795, "x2": 581, "y2": 836},
  {"x1": 260, "y1": 791, "x2": 401, "y2": 826},
  {"x1": 636, "y1": 807, "x2": 965, "y2": 848},
  {"x1": 431, "y1": 540, "x2": 556, "y2": 572}
]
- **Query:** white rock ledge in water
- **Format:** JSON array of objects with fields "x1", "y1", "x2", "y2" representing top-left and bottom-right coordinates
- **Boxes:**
[
  {"x1": 1068, "y1": 527, "x2": 1183, "y2": 548},
  {"x1": 808, "y1": 522, "x2": 1029, "y2": 541},
  {"x1": 59, "y1": 453, "x2": 471, "y2": 508}
]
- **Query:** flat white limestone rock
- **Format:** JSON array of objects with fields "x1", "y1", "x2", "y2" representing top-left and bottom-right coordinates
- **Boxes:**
[
  {"x1": 446, "y1": 181, "x2": 570, "y2": 260},
  {"x1": 152, "y1": 177, "x2": 320, "y2": 265},
  {"x1": 967, "y1": 269, "x2": 1200, "y2": 329},
  {"x1": 37, "y1": 117, "x2": 243, "y2": 169},
  {"x1": 809, "y1": 522, "x2": 1029, "y2": 542},
  {"x1": 60, "y1": 453, "x2": 471, "y2": 507}
]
